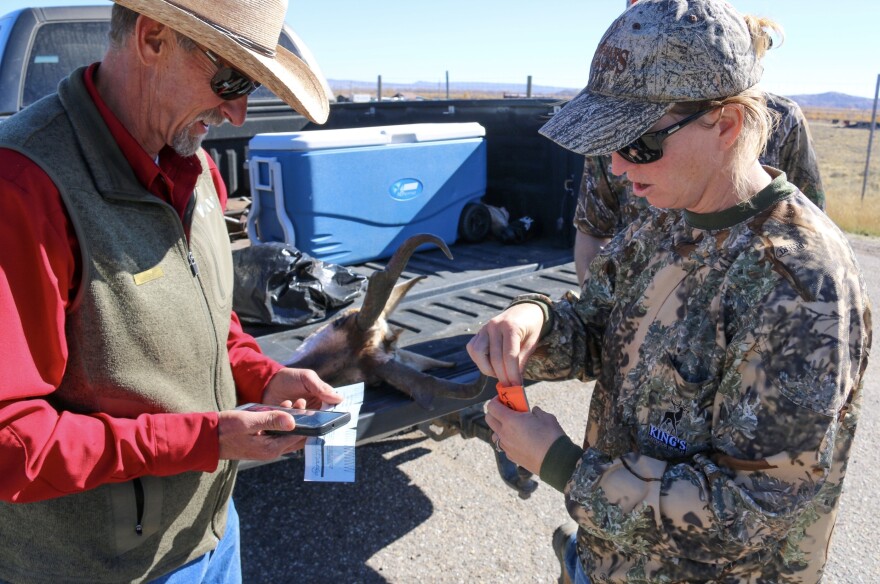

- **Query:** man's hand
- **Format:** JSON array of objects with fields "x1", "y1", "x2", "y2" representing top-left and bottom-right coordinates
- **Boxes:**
[
  {"x1": 261, "y1": 367, "x2": 344, "y2": 410},
  {"x1": 218, "y1": 367, "x2": 344, "y2": 461},
  {"x1": 218, "y1": 407, "x2": 308, "y2": 460}
]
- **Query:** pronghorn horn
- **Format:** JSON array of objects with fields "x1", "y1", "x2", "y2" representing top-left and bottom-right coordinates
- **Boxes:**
[
  {"x1": 372, "y1": 360, "x2": 488, "y2": 410},
  {"x1": 355, "y1": 234, "x2": 452, "y2": 331}
]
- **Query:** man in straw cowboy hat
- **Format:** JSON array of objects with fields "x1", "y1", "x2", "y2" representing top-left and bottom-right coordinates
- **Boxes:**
[{"x1": 0, "y1": 1, "x2": 342, "y2": 582}]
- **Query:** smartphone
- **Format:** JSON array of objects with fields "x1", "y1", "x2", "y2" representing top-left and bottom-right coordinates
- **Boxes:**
[{"x1": 236, "y1": 403, "x2": 351, "y2": 436}]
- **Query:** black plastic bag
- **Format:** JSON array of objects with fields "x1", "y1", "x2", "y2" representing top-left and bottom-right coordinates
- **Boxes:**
[{"x1": 232, "y1": 243, "x2": 366, "y2": 327}]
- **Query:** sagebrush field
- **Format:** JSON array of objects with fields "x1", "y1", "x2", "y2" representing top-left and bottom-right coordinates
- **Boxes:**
[{"x1": 810, "y1": 121, "x2": 880, "y2": 236}]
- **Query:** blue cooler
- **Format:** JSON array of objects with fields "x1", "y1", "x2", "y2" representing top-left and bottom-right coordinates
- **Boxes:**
[{"x1": 247, "y1": 122, "x2": 487, "y2": 265}]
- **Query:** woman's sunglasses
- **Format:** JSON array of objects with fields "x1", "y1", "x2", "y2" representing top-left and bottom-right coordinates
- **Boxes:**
[
  {"x1": 616, "y1": 108, "x2": 716, "y2": 164},
  {"x1": 199, "y1": 47, "x2": 261, "y2": 100}
]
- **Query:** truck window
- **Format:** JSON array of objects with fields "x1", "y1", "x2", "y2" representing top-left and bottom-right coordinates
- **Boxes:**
[
  {"x1": 248, "y1": 82, "x2": 280, "y2": 102},
  {"x1": 23, "y1": 21, "x2": 110, "y2": 107},
  {"x1": 247, "y1": 30, "x2": 324, "y2": 103},
  {"x1": 247, "y1": 33, "x2": 300, "y2": 102}
]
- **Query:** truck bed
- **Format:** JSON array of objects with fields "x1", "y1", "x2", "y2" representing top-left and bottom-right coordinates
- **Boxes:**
[
  {"x1": 243, "y1": 239, "x2": 578, "y2": 444},
  {"x1": 230, "y1": 100, "x2": 588, "y2": 447}
]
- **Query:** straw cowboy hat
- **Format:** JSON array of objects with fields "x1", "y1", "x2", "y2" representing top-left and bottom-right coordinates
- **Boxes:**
[{"x1": 113, "y1": 0, "x2": 330, "y2": 124}]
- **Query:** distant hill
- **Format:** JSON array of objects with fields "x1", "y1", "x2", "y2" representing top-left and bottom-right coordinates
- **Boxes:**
[{"x1": 788, "y1": 92, "x2": 874, "y2": 111}]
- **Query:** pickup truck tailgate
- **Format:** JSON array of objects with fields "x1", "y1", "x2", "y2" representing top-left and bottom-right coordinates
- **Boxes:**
[{"x1": 246, "y1": 239, "x2": 578, "y2": 444}]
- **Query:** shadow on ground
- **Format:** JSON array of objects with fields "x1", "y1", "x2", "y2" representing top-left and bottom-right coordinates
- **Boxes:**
[{"x1": 235, "y1": 437, "x2": 434, "y2": 583}]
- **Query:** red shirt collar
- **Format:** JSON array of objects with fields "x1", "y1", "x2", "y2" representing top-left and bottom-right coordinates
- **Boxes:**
[{"x1": 83, "y1": 63, "x2": 202, "y2": 220}]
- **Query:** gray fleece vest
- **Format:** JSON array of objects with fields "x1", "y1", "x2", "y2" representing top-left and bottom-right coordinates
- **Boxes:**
[{"x1": 0, "y1": 67, "x2": 239, "y2": 583}]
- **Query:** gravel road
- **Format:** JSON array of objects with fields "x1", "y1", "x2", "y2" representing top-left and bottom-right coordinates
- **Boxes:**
[{"x1": 234, "y1": 234, "x2": 880, "y2": 583}]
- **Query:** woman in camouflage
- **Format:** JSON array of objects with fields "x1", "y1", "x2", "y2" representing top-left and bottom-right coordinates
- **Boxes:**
[{"x1": 468, "y1": 1, "x2": 871, "y2": 583}]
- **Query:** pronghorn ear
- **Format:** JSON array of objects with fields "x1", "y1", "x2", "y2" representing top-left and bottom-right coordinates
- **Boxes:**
[
  {"x1": 356, "y1": 234, "x2": 451, "y2": 331},
  {"x1": 382, "y1": 277, "x2": 425, "y2": 319}
]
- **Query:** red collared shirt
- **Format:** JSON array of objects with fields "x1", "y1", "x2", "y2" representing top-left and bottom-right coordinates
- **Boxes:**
[{"x1": 0, "y1": 64, "x2": 281, "y2": 502}]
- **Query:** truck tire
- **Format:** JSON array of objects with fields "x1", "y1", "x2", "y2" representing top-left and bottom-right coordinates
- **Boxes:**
[{"x1": 458, "y1": 202, "x2": 491, "y2": 243}]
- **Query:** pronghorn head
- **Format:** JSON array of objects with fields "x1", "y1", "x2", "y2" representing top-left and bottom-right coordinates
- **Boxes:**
[{"x1": 285, "y1": 234, "x2": 487, "y2": 409}]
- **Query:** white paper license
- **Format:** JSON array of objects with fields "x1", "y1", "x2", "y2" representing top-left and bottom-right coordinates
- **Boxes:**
[{"x1": 304, "y1": 382, "x2": 362, "y2": 482}]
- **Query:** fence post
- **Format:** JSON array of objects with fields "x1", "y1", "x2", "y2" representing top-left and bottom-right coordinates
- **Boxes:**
[
  {"x1": 527, "y1": 75, "x2": 533, "y2": 98},
  {"x1": 861, "y1": 73, "x2": 879, "y2": 201},
  {"x1": 377, "y1": 75, "x2": 382, "y2": 102},
  {"x1": 445, "y1": 71, "x2": 450, "y2": 99}
]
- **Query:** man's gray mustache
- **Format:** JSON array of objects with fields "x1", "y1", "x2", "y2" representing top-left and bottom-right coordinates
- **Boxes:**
[{"x1": 198, "y1": 109, "x2": 226, "y2": 127}]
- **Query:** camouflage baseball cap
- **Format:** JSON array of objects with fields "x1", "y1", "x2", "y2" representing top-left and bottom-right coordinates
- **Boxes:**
[{"x1": 540, "y1": 0, "x2": 764, "y2": 156}]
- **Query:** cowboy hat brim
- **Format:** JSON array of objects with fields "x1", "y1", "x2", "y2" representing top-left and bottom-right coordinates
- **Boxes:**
[{"x1": 113, "y1": 0, "x2": 330, "y2": 124}]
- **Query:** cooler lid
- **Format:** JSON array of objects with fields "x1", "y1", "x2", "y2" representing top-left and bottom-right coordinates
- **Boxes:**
[
  {"x1": 249, "y1": 122, "x2": 485, "y2": 151},
  {"x1": 249, "y1": 127, "x2": 391, "y2": 151},
  {"x1": 382, "y1": 123, "x2": 486, "y2": 143}
]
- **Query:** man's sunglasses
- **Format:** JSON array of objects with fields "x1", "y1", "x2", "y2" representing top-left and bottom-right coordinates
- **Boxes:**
[
  {"x1": 616, "y1": 108, "x2": 716, "y2": 164},
  {"x1": 199, "y1": 47, "x2": 261, "y2": 100}
]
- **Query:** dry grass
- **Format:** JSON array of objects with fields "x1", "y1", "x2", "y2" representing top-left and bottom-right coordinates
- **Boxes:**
[
  {"x1": 803, "y1": 107, "x2": 875, "y2": 124},
  {"x1": 810, "y1": 121, "x2": 880, "y2": 236}
]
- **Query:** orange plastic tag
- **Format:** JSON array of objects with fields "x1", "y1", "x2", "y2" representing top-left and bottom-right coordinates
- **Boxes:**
[{"x1": 496, "y1": 382, "x2": 529, "y2": 412}]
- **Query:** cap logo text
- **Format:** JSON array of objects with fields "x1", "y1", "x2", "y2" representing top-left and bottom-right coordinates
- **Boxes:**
[{"x1": 594, "y1": 43, "x2": 630, "y2": 75}]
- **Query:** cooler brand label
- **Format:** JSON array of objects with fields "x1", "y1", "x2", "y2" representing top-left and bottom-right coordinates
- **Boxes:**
[{"x1": 389, "y1": 178, "x2": 424, "y2": 201}]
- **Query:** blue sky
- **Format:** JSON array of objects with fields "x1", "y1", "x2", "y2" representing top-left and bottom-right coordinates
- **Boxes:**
[{"x1": 5, "y1": 0, "x2": 879, "y2": 98}]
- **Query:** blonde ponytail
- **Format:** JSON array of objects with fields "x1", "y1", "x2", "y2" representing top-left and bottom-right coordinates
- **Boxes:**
[{"x1": 743, "y1": 15, "x2": 784, "y2": 58}]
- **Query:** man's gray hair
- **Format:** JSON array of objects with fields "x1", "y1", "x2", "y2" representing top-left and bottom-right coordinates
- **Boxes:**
[{"x1": 108, "y1": 4, "x2": 195, "y2": 51}]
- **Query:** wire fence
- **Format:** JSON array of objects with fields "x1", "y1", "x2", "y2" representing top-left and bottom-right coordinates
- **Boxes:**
[{"x1": 329, "y1": 74, "x2": 580, "y2": 103}]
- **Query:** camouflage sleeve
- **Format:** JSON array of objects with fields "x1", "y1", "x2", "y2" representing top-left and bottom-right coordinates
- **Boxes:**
[
  {"x1": 524, "y1": 211, "x2": 653, "y2": 382},
  {"x1": 522, "y1": 269, "x2": 616, "y2": 382},
  {"x1": 564, "y1": 248, "x2": 868, "y2": 566},
  {"x1": 518, "y1": 290, "x2": 595, "y2": 381},
  {"x1": 764, "y1": 98, "x2": 826, "y2": 210},
  {"x1": 776, "y1": 120, "x2": 825, "y2": 210},
  {"x1": 573, "y1": 155, "x2": 627, "y2": 238}
]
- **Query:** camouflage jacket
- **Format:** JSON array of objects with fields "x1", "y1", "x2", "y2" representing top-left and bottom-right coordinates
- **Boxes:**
[
  {"x1": 527, "y1": 172, "x2": 870, "y2": 583},
  {"x1": 573, "y1": 93, "x2": 826, "y2": 240}
]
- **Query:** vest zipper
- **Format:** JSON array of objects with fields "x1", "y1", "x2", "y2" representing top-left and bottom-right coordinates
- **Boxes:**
[
  {"x1": 133, "y1": 478, "x2": 145, "y2": 536},
  {"x1": 187, "y1": 250, "x2": 200, "y2": 277},
  {"x1": 179, "y1": 185, "x2": 222, "y2": 412}
]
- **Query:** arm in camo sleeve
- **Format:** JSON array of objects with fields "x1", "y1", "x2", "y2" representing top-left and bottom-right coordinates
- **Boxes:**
[
  {"x1": 573, "y1": 155, "x2": 633, "y2": 238},
  {"x1": 764, "y1": 93, "x2": 826, "y2": 210}
]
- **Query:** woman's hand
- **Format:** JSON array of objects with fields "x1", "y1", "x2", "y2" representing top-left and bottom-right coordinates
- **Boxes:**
[
  {"x1": 484, "y1": 397, "x2": 566, "y2": 475},
  {"x1": 466, "y1": 303, "x2": 545, "y2": 387}
]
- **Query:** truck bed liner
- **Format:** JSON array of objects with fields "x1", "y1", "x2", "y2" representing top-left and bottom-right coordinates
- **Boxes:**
[{"x1": 244, "y1": 239, "x2": 578, "y2": 443}]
